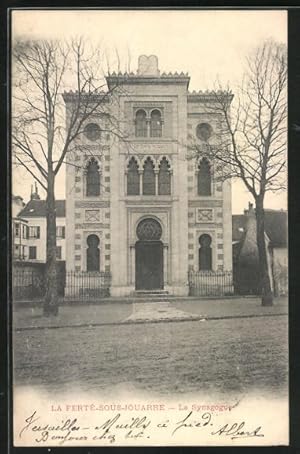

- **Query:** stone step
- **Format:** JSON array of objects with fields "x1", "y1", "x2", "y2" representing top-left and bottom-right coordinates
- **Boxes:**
[
  {"x1": 132, "y1": 290, "x2": 169, "y2": 299},
  {"x1": 132, "y1": 298, "x2": 170, "y2": 302}
]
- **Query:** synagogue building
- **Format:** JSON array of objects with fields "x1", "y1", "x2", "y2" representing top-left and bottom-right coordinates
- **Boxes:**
[{"x1": 64, "y1": 55, "x2": 233, "y2": 297}]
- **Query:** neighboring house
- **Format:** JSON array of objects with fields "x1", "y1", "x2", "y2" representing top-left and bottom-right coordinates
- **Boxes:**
[
  {"x1": 64, "y1": 55, "x2": 233, "y2": 297},
  {"x1": 232, "y1": 204, "x2": 288, "y2": 296},
  {"x1": 17, "y1": 188, "x2": 66, "y2": 263},
  {"x1": 12, "y1": 195, "x2": 28, "y2": 261}
]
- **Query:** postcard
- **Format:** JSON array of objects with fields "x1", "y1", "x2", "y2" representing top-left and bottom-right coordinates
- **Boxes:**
[{"x1": 11, "y1": 9, "x2": 288, "y2": 446}]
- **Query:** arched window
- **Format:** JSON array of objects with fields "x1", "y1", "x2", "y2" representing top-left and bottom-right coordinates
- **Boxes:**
[
  {"x1": 198, "y1": 158, "x2": 211, "y2": 196},
  {"x1": 87, "y1": 234, "x2": 100, "y2": 272},
  {"x1": 143, "y1": 157, "x2": 155, "y2": 195},
  {"x1": 158, "y1": 157, "x2": 171, "y2": 195},
  {"x1": 150, "y1": 109, "x2": 162, "y2": 137},
  {"x1": 199, "y1": 234, "x2": 212, "y2": 271},
  {"x1": 135, "y1": 109, "x2": 147, "y2": 137},
  {"x1": 86, "y1": 158, "x2": 100, "y2": 196},
  {"x1": 127, "y1": 157, "x2": 140, "y2": 195}
]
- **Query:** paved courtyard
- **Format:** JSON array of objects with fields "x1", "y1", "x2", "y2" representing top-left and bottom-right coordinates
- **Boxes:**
[{"x1": 14, "y1": 309, "x2": 288, "y2": 398}]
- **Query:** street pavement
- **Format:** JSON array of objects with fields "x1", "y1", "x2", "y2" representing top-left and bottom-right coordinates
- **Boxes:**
[
  {"x1": 13, "y1": 296, "x2": 288, "y2": 330},
  {"x1": 123, "y1": 300, "x2": 205, "y2": 323},
  {"x1": 13, "y1": 314, "x2": 288, "y2": 397}
]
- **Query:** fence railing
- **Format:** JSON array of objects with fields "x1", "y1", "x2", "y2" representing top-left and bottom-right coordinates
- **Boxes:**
[
  {"x1": 188, "y1": 270, "x2": 234, "y2": 296},
  {"x1": 13, "y1": 268, "x2": 233, "y2": 301},
  {"x1": 12, "y1": 269, "x2": 111, "y2": 301},
  {"x1": 13, "y1": 269, "x2": 45, "y2": 300},
  {"x1": 64, "y1": 271, "x2": 111, "y2": 300}
]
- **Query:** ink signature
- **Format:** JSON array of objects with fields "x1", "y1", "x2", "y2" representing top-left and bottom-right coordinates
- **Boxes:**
[{"x1": 18, "y1": 410, "x2": 264, "y2": 445}]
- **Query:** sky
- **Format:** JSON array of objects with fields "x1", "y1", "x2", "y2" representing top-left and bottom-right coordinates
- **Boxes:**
[{"x1": 12, "y1": 9, "x2": 287, "y2": 213}]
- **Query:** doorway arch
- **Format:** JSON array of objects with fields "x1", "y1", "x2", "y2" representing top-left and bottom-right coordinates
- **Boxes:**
[{"x1": 135, "y1": 218, "x2": 163, "y2": 290}]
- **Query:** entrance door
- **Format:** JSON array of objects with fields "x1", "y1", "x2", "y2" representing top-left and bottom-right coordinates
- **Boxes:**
[{"x1": 135, "y1": 241, "x2": 163, "y2": 290}]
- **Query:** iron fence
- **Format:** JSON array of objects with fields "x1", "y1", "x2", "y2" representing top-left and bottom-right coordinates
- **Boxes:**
[
  {"x1": 13, "y1": 268, "x2": 45, "y2": 300},
  {"x1": 13, "y1": 268, "x2": 233, "y2": 301},
  {"x1": 188, "y1": 270, "x2": 234, "y2": 296},
  {"x1": 12, "y1": 269, "x2": 111, "y2": 301},
  {"x1": 64, "y1": 271, "x2": 111, "y2": 300}
]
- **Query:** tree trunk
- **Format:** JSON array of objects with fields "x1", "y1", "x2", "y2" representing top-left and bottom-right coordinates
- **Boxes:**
[
  {"x1": 43, "y1": 172, "x2": 59, "y2": 316},
  {"x1": 255, "y1": 198, "x2": 273, "y2": 306}
]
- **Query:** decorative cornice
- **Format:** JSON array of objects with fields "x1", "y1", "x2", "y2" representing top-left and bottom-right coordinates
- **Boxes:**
[
  {"x1": 106, "y1": 73, "x2": 190, "y2": 89},
  {"x1": 108, "y1": 71, "x2": 189, "y2": 78},
  {"x1": 188, "y1": 90, "x2": 234, "y2": 103},
  {"x1": 63, "y1": 91, "x2": 110, "y2": 103}
]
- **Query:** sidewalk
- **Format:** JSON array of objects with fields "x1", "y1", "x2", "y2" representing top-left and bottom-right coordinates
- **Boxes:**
[{"x1": 13, "y1": 296, "x2": 288, "y2": 330}]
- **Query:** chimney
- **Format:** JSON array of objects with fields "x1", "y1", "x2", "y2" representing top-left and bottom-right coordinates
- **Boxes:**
[
  {"x1": 244, "y1": 201, "x2": 255, "y2": 217},
  {"x1": 239, "y1": 201, "x2": 259, "y2": 262},
  {"x1": 30, "y1": 181, "x2": 41, "y2": 200}
]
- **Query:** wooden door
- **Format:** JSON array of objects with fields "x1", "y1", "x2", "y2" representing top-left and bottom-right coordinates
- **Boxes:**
[{"x1": 135, "y1": 241, "x2": 163, "y2": 290}]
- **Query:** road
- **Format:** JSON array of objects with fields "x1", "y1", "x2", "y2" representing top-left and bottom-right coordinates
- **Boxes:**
[{"x1": 13, "y1": 315, "x2": 288, "y2": 398}]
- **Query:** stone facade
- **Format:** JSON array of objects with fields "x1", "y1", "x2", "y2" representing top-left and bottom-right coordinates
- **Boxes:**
[{"x1": 64, "y1": 55, "x2": 233, "y2": 296}]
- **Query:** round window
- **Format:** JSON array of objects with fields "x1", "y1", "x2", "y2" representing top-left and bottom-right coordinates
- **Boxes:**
[
  {"x1": 196, "y1": 123, "x2": 213, "y2": 141},
  {"x1": 136, "y1": 218, "x2": 162, "y2": 241},
  {"x1": 84, "y1": 123, "x2": 101, "y2": 141}
]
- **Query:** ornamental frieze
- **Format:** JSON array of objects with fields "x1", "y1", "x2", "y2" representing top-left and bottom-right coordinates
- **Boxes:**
[
  {"x1": 75, "y1": 201, "x2": 110, "y2": 208},
  {"x1": 196, "y1": 208, "x2": 214, "y2": 223},
  {"x1": 75, "y1": 223, "x2": 110, "y2": 229},
  {"x1": 73, "y1": 144, "x2": 110, "y2": 153},
  {"x1": 85, "y1": 210, "x2": 101, "y2": 222},
  {"x1": 129, "y1": 101, "x2": 170, "y2": 108},
  {"x1": 188, "y1": 199, "x2": 222, "y2": 208},
  {"x1": 74, "y1": 144, "x2": 104, "y2": 152},
  {"x1": 127, "y1": 142, "x2": 173, "y2": 154}
]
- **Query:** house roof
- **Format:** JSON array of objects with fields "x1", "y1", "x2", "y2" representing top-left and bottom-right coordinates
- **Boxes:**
[
  {"x1": 232, "y1": 209, "x2": 287, "y2": 248},
  {"x1": 18, "y1": 200, "x2": 66, "y2": 218},
  {"x1": 13, "y1": 216, "x2": 28, "y2": 223},
  {"x1": 264, "y1": 210, "x2": 288, "y2": 247}
]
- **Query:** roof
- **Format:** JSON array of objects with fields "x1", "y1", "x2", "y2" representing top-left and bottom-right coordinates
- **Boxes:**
[
  {"x1": 13, "y1": 216, "x2": 28, "y2": 223},
  {"x1": 18, "y1": 200, "x2": 65, "y2": 218},
  {"x1": 264, "y1": 210, "x2": 288, "y2": 248},
  {"x1": 232, "y1": 210, "x2": 287, "y2": 248}
]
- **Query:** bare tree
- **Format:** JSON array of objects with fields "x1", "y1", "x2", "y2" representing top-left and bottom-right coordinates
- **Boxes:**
[
  {"x1": 189, "y1": 40, "x2": 287, "y2": 306},
  {"x1": 12, "y1": 38, "x2": 125, "y2": 316}
]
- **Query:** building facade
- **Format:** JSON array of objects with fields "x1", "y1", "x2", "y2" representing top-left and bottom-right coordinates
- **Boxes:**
[
  {"x1": 64, "y1": 55, "x2": 233, "y2": 296},
  {"x1": 18, "y1": 194, "x2": 66, "y2": 263},
  {"x1": 12, "y1": 195, "x2": 28, "y2": 261}
]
